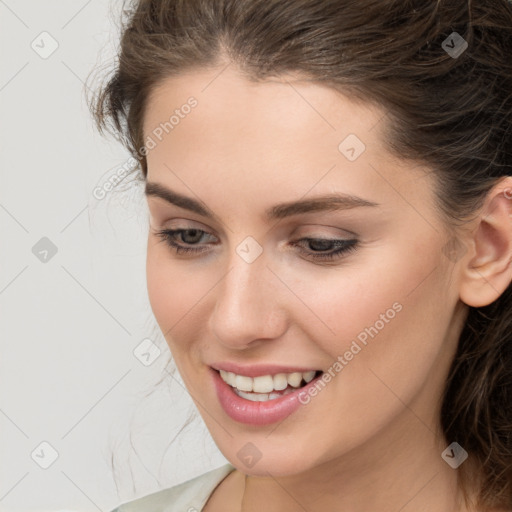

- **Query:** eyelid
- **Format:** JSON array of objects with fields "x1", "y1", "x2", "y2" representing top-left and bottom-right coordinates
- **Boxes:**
[
  {"x1": 153, "y1": 217, "x2": 215, "y2": 233},
  {"x1": 154, "y1": 220, "x2": 358, "y2": 244},
  {"x1": 292, "y1": 224, "x2": 358, "y2": 239}
]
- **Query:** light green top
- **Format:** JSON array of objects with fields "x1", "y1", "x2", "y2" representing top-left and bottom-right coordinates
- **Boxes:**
[{"x1": 110, "y1": 463, "x2": 236, "y2": 512}]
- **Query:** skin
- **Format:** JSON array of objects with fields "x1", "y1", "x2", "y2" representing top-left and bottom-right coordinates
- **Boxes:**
[{"x1": 142, "y1": 64, "x2": 512, "y2": 511}]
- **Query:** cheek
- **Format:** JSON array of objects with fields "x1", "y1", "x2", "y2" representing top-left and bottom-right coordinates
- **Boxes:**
[
  {"x1": 280, "y1": 253, "x2": 423, "y2": 351},
  {"x1": 293, "y1": 242, "x2": 453, "y2": 396},
  {"x1": 265, "y1": 251, "x2": 456, "y2": 464},
  {"x1": 146, "y1": 247, "x2": 195, "y2": 338},
  {"x1": 145, "y1": 245, "x2": 219, "y2": 355}
]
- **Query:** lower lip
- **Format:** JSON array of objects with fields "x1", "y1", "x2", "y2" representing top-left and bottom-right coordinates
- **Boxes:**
[{"x1": 211, "y1": 367, "x2": 323, "y2": 426}]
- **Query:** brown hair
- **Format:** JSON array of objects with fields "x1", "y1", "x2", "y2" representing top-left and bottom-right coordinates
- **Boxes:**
[{"x1": 87, "y1": 0, "x2": 512, "y2": 508}]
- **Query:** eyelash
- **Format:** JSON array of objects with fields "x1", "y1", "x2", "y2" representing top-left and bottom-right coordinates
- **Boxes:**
[{"x1": 153, "y1": 228, "x2": 358, "y2": 262}]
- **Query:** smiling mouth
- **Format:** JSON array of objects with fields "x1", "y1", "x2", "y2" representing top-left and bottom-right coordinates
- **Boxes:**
[{"x1": 217, "y1": 369, "x2": 324, "y2": 402}]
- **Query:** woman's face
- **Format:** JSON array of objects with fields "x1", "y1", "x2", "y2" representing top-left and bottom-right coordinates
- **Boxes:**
[{"x1": 143, "y1": 66, "x2": 467, "y2": 476}]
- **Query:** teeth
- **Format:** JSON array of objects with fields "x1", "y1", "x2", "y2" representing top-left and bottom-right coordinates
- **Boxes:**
[
  {"x1": 234, "y1": 387, "x2": 296, "y2": 401},
  {"x1": 303, "y1": 370, "x2": 316, "y2": 383},
  {"x1": 235, "y1": 374, "x2": 253, "y2": 392},
  {"x1": 287, "y1": 372, "x2": 303, "y2": 388},
  {"x1": 273, "y1": 373, "x2": 288, "y2": 391},
  {"x1": 219, "y1": 369, "x2": 319, "y2": 394},
  {"x1": 253, "y1": 375, "x2": 274, "y2": 393}
]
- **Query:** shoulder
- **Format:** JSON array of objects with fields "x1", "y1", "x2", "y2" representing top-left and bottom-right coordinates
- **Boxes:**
[{"x1": 109, "y1": 463, "x2": 236, "y2": 512}]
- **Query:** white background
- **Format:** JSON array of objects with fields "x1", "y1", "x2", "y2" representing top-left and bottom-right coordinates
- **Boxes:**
[{"x1": 0, "y1": 1, "x2": 227, "y2": 510}]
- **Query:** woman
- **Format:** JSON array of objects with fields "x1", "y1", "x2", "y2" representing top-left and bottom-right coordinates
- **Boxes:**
[{"x1": 88, "y1": 0, "x2": 512, "y2": 510}]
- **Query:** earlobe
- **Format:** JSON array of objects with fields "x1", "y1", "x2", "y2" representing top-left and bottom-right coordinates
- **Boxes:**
[{"x1": 458, "y1": 177, "x2": 512, "y2": 308}]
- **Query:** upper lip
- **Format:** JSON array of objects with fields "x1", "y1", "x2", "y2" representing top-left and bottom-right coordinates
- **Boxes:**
[{"x1": 210, "y1": 362, "x2": 321, "y2": 378}]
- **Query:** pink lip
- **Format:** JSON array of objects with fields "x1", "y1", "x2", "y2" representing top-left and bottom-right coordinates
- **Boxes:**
[
  {"x1": 210, "y1": 362, "x2": 319, "y2": 378},
  {"x1": 210, "y1": 367, "x2": 324, "y2": 426}
]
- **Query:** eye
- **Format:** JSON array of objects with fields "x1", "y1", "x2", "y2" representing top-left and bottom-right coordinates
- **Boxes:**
[
  {"x1": 289, "y1": 237, "x2": 358, "y2": 261},
  {"x1": 153, "y1": 228, "x2": 359, "y2": 262},
  {"x1": 153, "y1": 228, "x2": 217, "y2": 256}
]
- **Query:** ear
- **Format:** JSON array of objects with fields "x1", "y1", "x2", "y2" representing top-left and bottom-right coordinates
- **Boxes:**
[{"x1": 458, "y1": 176, "x2": 512, "y2": 308}]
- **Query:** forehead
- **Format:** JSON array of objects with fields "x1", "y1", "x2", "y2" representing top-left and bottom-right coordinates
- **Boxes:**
[
  {"x1": 142, "y1": 67, "x2": 432, "y2": 219},
  {"x1": 143, "y1": 66, "x2": 387, "y2": 153}
]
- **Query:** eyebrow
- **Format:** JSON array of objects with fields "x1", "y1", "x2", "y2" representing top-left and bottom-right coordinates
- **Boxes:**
[{"x1": 145, "y1": 181, "x2": 379, "y2": 222}]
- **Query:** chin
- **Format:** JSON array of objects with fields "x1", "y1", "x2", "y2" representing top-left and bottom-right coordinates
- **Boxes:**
[{"x1": 216, "y1": 433, "x2": 328, "y2": 477}]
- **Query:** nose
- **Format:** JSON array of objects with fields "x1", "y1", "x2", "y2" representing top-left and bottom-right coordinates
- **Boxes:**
[{"x1": 207, "y1": 244, "x2": 288, "y2": 350}]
